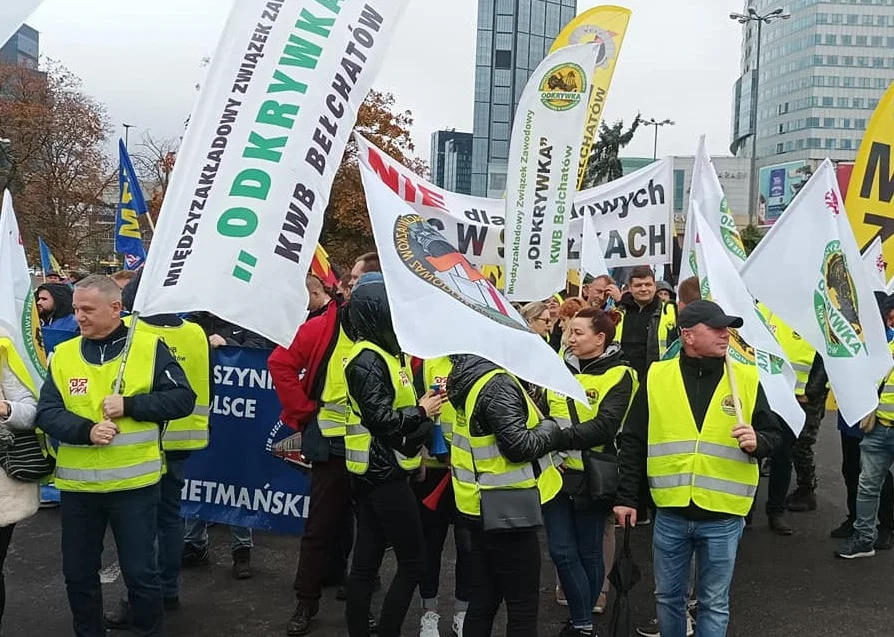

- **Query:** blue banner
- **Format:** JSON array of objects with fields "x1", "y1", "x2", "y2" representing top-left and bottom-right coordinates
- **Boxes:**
[
  {"x1": 181, "y1": 346, "x2": 311, "y2": 535},
  {"x1": 116, "y1": 139, "x2": 148, "y2": 270}
]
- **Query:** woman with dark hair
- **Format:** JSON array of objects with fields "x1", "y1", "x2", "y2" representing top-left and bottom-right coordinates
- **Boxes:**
[{"x1": 544, "y1": 308, "x2": 638, "y2": 637}]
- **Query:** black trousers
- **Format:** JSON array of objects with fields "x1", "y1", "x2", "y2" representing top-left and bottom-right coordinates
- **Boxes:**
[
  {"x1": 841, "y1": 431, "x2": 894, "y2": 528},
  {"x1": 346, "y1": 477, "x2": 425, "y2": 637},
  {"x1": 460, "y1": 520, "x2": 541, "y2": 637},
  {"x1": 765, "y1": 424, "x2": 797, "y2": 515},
  {"x1": 0, "y1": 524, "x2": 14, "y2": 629}
]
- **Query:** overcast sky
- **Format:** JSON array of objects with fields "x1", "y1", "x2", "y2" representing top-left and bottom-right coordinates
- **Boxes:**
[{"x1": 23, "y1": 0, "x2": 749, "y2": 164}]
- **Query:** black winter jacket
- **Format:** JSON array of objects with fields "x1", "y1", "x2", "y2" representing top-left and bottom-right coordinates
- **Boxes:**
[
  {"x1": 188, "y1": 312, "x2": 274, "y2": 349},
  {"x1": 617, "y1": 293, "x2": 676, "y2": 378},
  {"x1": 344, "y1": 276, "x2": 433, "y2": 486},
  {"x1": 446, "y1": 355, "x2": 559, "y2": 464},
  {"x1": 551, "y1": 343, "x2": 635, "y2": 455},
  {"x1": 615, "y1": 349, "x2": 783, "y2": 519}
]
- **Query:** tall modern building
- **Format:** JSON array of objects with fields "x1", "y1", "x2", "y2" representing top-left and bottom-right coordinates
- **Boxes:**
[
  {"x1": 0, "y1": 24, "x2": 39, "y2": 69},
  {"x1": 471, "y1": 0, "x2": 577, "y2": 197},
  {"x1": 431, "y1": 129, "x2": 473, "y2": 194},
  {"x1": 731, "y1": 0, "x2": 893, "y2": 165}
]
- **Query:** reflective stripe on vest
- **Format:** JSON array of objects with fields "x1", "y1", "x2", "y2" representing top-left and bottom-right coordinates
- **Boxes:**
[
  {"x1": 51, "y1": 331, "x2": 163, "y2": 493},
  {"x1": 123, "y1": 316, "x2": 210, "y2": 451},
  {"x1": 344, "y1": 341, "x2": 419, "y2": 475},
  {"x1": 318, "y1": 326, "x2": 355, "y2": 438},
  {"x1": 451, "y1": 370, "x2": 563, "y2": 518},
  {"x1": 646, "y1": 358, "x2": 759, "y2": 517},
  {"x1": 545, "y1": 364, "x2": 638, "y2": 471}
]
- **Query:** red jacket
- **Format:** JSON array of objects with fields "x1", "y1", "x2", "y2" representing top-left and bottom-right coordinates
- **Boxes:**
[{"x1": 268, "y1": 302, "x2": 343, "y2": 431}]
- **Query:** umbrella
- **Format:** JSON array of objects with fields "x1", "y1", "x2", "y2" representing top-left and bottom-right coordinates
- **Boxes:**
[{"x1": 608, "y1": 526, "x2": 642, "y2": 637}]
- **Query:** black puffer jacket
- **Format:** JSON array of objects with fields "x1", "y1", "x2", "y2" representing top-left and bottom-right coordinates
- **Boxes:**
[
  {"x1": 344, "y1": 275, "x2": 433, "y2": 486},
  {"x1": 551, "y1": 343, "x2": 635, "y2": 454},
  {"x1": 447, "y1": 354, "x2": 559, "y2": 464}
]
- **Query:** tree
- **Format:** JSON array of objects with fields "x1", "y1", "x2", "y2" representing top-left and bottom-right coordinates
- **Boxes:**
[
  {"x1": 580, "y1": 114, "x2": 643, "y2": 188},
  {"x1": 740, "y1": 223, "x2": 764, "y2": 255},
  {"x1": 0, "y1": 60, "x2": 114, "y2": 267},
  {"x1": 321, "y1": 90, "x2": 424, "y2": 268},
  {"x1": 130, "y1": 132, "x2": 180, "y2": 228}
]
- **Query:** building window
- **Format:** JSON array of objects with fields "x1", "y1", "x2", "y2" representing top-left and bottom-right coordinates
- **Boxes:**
[
  {"x1": 856, "y1": 119, "x2": 867, "y2": 130},
  {"x1": 825, "y1": 34, "x2": 838, "y2": 45},
  {"x1": 888, "y1": 37, "x2": 894, "y2": 49},
  {"x1": 807, "y1": 117, "x2": 820, "y2": 127},
  {"x1": 872, "y1": 37, "x2": 884, "y2": 47},
  {"x1": 796, "y1": 139, "x2": 805, "y2": 150},
  {"x1": 825, "y1": 139, "x2": 836, "y2": 150},
  {"x1": 842, "y1": 56, "x2": 854, "y2": 66},
  {"x1": 857, "y1": 57, "x2": 869, "y2": 67},
  {"x1": 869, "y1": 98, "x2": 879, "y2": 109},
  {"x1": 492, "y1": 104, "x2": 510, "y2": 123},
  {"x1": 807, "y1": 138, "x2": 822, "y2": 149},
  {"x1": 840, "y1": 139, "x2": 853, "y2": 150},
  {"x1": 877, "y1": 15, "x2": 888, "y2": 27},
  {"x1": 841, "y1": 35, "x2": 853, "y2": 45},
  {"x1": 841, "y1": 118, "x2": 851, "y2": 129},
  {"x1": 876, "y1": 78, "x2": 888, "y2": 89},
  {"x1": 786, "y1": 141, "x2": 794, "y2": 152},
  {"x1": 823, "y1": 96, "x2": 834, "y2": 107},
  {"x1": 847, "y1": 14, "x2": 860, "y2": 25},
  {"x1": 859, "y1": 77, "x2": 872, "y2": 88},
  {"x1": 673, "y1": 170, "x2": 685, "y2": 212},
  {"x1": 856, "y1": 36, "x2": 867, "y2": 46},
  {"x1": 494, "y1": 49, "x2": 512, "y2": 69},
  {"x1": 776, "y1": 143, "x2": 784, "y2": 154},
  {"x1": 874, "y1": 58, "x2": 886, "y2": 68},
  {"x1": 814, "y1": 55, "x2": 825, "y2": 66},
  {"x1": 817, "y1": 12, "x2": 829, "y2": 23},
  {"x1": 829, "y1": 76, "x2": 840, "y2": 87},
  {"x1": 824, "y1": 118, "x2": 835, "y2": 128},
  {"x1": 838, "y1": 97, "x2": 849, "y2": 107},
  {"x1": 853, "y1": 98, "x2": 864, "y2": 109},
  {"x1": 842, "y1": 76, "x2": 854, "y2": 87},
  {"x1": 826, "y1": 55, "x2": 838, "y2": 65},
  {"x1": 814, "y1": 75, "x2": 826, "y2": 86}
]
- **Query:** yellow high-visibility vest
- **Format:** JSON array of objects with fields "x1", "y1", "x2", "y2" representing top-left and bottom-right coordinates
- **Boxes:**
[
  {"x1": 875, "y1": 340, "x2": 894, "y2": 425},
  {"x1": 317, "y1": 326, "x2": 355, "y2": 438},
  {"x1": 768, "y1": 315, "x2": 815, "y2": 396},
  {"x1": 615, "y1": 304, "x2": 677, "y2": 359}
]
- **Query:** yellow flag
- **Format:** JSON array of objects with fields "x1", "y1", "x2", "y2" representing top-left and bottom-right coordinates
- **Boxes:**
[
  {"x1": 549, "y1": 5, "x2": 632, "y2": 189},
  {"x1": 846, "y1": 82, "x2": 894, "y2": 278}
]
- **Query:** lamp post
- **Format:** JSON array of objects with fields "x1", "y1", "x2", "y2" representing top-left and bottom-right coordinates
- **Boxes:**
[
  {"x1": 643, "y1": 118, "x2": 675, "y2": 161},
  {"x1": 730, "y1": 6, "x2": 791, "y2": 224},
  {"x1": 122, "y1": 123, "x2": 136, "y2": 150}
]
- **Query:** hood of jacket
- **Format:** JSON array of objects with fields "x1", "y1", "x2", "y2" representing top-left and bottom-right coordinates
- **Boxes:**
[
  {"x1": 36, "y1": 283, "x2": 74, "y2": 322},
  {"x1": 446, "y1": 354, "x2": 501, "y2": 411},
  {"x1": 617, "y1": 292, "x2": 661, "y2": 315},
  {"x1": 564, "y1": 342, "x2": 628, "y2": 375},
  {"x1": 347, "y1": 273, "x2": 400, "y2": 356}
]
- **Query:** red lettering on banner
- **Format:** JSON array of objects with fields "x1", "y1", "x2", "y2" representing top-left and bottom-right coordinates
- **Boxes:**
[{"x1": 365, "y1": 147, "x2": 447, "y2": 212}]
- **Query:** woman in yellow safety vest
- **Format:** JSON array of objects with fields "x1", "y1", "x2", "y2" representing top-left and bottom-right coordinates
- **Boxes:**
[
  {"x1": 343, "y1": 273, "x2": 446, "y2": 637},
  {"x1": 544, "y1": 308, "x2": 638, "y2": 637},
  {"x1": 446, "y1": 353, "x2": 564, "y2": 637}
]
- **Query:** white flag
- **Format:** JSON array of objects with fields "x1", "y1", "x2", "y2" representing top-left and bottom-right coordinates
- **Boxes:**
[
  {"x1": 0, "y1": 1, "x2": 43, "y2": 55},
  {"x1": 741, "y1": 160, "x2": 892, "y2": 424},
  {"x1": 692, "y1": 203, "x2": 804, "y2": 435},
  {"x1": 580, "y1": 211, "x2": 609, "y2": 280},
  {"x1": 862, "y1": 235, "x2": 887, "y2": 293},
  {"x1": 504, "y1": 44, "x2": 598, "y2": 301},
  {"x1": 0, "y1": 190, "x2": 47, "y2": 392},
  {"x1": 133, "y1": 0, "x2": 408, "y2": 346},
  {"x1": 359, "y1": 163, "x2": 587, "y2": 404}
]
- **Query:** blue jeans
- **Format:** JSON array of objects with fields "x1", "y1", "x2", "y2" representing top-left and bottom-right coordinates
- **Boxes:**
[
  {"x1": 854, "y1": 425, "x2": 894, "y2": 545},
  {"x1": 543, "y1": 494, "x2": 606, "y2": 627},
  {"x1": 159, "y1": 457, "x2": 186, "y2": 599},
  {"x1": 183, "y1": 518, "x2": 253, "y2": 552},
  {"x1": 61, "y1": 484, "x2": 163, "y2": 637},
  {"x1": 653, "y1": 509, "x2": 744, "y2": 637}
]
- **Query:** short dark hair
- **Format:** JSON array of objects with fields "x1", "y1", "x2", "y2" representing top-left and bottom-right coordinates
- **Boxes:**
[
  {"x1": 677, "y1": 276, "x2": 701, "y2": 306},
  {"x1": 629, "y1": 266, "x2": 655, "y2": 283},
  {"x1": 356, "y1": 252, "x2": 380, "y2": 274},
  {"x1": 575, "y1": 307, "x2": 622, "y2": 343}
]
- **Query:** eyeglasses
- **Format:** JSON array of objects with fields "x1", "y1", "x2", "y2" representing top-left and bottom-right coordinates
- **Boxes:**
[{"x1": 535, "y1": 317, "x2": 553, "y2": 324}]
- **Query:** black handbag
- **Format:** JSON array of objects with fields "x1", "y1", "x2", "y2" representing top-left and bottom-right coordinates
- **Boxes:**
[
  {"x1": 566, "y1": 398, "x2": 619, "y2": 504},
  {"x1": 0, "y1": 429, "x2": 55, "y2": 483}
]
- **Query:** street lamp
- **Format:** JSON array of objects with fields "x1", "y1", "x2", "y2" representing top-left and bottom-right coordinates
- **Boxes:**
[
  {"x1": 730, "y1": 6, "x2": 791, "y2": 224},
  {"x1": 122, "y1": 123, "x2": 136, "y2": 149},
  {"x1": 642, "y1": 118, "x2": 675, "y2": 161}
]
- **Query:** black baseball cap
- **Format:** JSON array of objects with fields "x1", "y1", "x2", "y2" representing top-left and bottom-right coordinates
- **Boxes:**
[{"x1": 678, "y1": 300, "x2": 744, "y2": 329}]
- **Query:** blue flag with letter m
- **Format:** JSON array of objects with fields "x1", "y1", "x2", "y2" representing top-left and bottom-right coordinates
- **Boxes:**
[{"x1": 117, "y1": 139, "x2": 148, "y2": 270}]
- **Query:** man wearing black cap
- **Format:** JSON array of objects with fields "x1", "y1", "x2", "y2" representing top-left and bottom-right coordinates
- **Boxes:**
[{"x1": 614, "y1": 300, "x2": 782, "y2": 637}]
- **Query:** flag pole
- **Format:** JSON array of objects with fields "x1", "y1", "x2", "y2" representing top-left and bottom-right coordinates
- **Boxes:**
[
  {"x1": 113, "y1": 312, "x2": 140, "y2": 394},
  {"x1": 724, "y1": 353, "x2": 746, "y2": 426}
]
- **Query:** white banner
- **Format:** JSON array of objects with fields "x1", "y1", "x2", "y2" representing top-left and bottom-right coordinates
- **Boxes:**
[
  {"x1": 580, "y1": 212, "x2": 609, "y2": 280},
  {"x1": 692, "y1": 202, "x2": 804, "y2": 435},
  {"x1": 359, "y1": 163, "x2": 587, "y2": 403},
  {"x1": 742, "y1": 160, "x2": 892, "y2": 424},
  {"x1": 504, "y1": 44, "x2": 597, "y2": 301},
  {"x1": 0, "y1": 1, "x2": 43, "y2": 54},
  {"x1": 133, "y1": 0, "x2": 408, "y2": 346},
  {"x1": 862, "y1": 235, "x2": 886, "y2": 293},
  {"x1": 0, "y1": 190, "x2": 47, "y2": 391}
]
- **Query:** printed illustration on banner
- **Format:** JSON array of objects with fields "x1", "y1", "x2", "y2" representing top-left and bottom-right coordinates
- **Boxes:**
[
  {"x1": 540, "y1": 63, "x2": 588, "y2": 111},
  {"x1": 719, "y1": 198, "x2": 747, "y2": 262},
  {"x1": 394, "y1": 214, "x2": 527, "y2": 331},
  {"x1": 727, "y1": 328, "x2": 756, "y2": 365},
  {"x1": 814, "y1": 239, "x2": 865, "y2": 358},
  {"x1": 566, "y1": 25, "x2": 618, "y2": 69}
]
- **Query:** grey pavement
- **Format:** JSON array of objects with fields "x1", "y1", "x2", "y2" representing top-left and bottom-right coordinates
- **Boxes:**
[{"x1": 3, "y1": 413, "x2": 890, "y2": 636}]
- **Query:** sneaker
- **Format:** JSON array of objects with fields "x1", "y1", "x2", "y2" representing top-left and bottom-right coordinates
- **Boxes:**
[
  {"x1": 286, "y1": 605, "x2": 313, "y2": 636},
  {"x1": 687, "y1": 612, "x2": 695, "y2": 637},
  {"x1": 836, "y1": 537, "x2": 876, "y2": 559},
  {"x1": 635, "y1": 618, "x2": 660, "y2": 637},
  {"x1": 593, "y1": 591, "x2": 607, "y2": 614},
  {"x1": 768, "y1": 513, "x2": 793, "y2": 536},
  {"x1": 452, "y1": 610, "x2": 465, "y2": 637},
  {"x1": 420, "y1": 610, "x2": 441, "y2": 637},
  {"x1": 103, "y1": 599, "x2": 132, "y2": 630},
  {"x1": 558, "y1": 622, "x2": 593, "y2": 637},
  {"x1": 830, "y1": 518, "x2": 854, "y2": 539},
  {"x1": 232, "y1": 547, "x2": 252, "y2": 579},
  {"x1": 875, "y1": 527, "x2": 894, "y2": 550},
  {"x1": 786, "y1": 487, "x2": 817, "y2": 512},
  {"x1": 555, "y1": 584, "x2": 568, "y2": 606},
  {"x1": 181, "y1": 543, "x2": 210, "y2": 567},
  {"x1": 368, "y1": 613, "x2": 379, "y2": 633}
]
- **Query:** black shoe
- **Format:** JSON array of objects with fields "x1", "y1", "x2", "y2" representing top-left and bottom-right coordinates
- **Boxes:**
[
  {"x1": 786, "y1": 487, "x2": 817, "y2": 512},
  {"x1": 368, "y1": 612, "x2": 378, "y2": 633},
  {"x1": 164, "y1": 597, "x2": 181, "y2": 611},
  {"x1": 286, "y1": 605, "x2": 313, "y2": 636},
  {"x1": 558, "y1": 621, "x2": 593, "y2": 636},
  {"x1": 103, "y1": 599, "x2": 132, "y2": 630},
  {"x1": 181, "y1": 543, "x2": 210, "y2": 567},
  {"x1": 875, "y1": 527, "x2": 894, "y2": 550},
  {"x1": 232, "y1": 547, "x2": 252, "y2": 579},
  {"x1": 768, "y1": 513, "x2": 793, "y2": 536},
  {"x1": 830, "y1": 518, "x2": 854, "y2": 539}
]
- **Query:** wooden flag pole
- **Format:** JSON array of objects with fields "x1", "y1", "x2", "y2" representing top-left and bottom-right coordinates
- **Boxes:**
[{"x1": 725, "y1": 353, "x2": 746, "y2": 427}]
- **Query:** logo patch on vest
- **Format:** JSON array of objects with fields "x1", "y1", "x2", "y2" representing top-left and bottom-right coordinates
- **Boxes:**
[
  {"x1": 586, "y1": 388, "x2": 599, "y2": 405},
  {"x1": 720, "y1": 395, "x2": 741, "y2": 417},
  {"x1": 398, "y1": 370, "x2": 411, "y2": 387},
  {"x1": 69, "y1": 378, "x2": 88, "y2": 395}
]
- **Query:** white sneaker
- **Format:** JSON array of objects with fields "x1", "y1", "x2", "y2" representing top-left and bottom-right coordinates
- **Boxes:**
[
  {"x1": 686, "y1": 611, "x2": 695, "y2": 637},
  {"x1": 420, "y1": 610, "x2": 441, "y2": 637},
  {"x1": 556, "y1": 584, "x2": 568, "y2": 606},
  {"x1": 452, "y1": 610, "x2": 466, "y2": 636}
]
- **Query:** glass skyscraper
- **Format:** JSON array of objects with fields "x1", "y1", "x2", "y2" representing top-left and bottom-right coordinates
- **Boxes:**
[
  {"x1": 0, "y1": 24, "x2": 39, "y2": 70},
  {"x1": 431, "y1": 129, "x2": 473, "y2": 194},
  {"x1": 471, "y1": 0, "x2": 577, "y2": 197}
]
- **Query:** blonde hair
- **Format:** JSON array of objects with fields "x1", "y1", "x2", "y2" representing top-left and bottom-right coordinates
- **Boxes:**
[{"x1": 520, "y1": 301, "x2": 549, "y2": 325}]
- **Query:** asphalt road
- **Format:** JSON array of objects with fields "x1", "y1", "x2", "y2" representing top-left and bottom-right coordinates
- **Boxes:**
[{"x1": 3, "y1": 413, "x2": 890, "y2": 636}]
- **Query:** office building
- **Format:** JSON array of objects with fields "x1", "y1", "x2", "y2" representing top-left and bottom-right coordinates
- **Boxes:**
[
  {"x1": 0, "y1": 24, "x2": 39, "y2": 69},
  {"x1": 471, "y1": 0, "x2": 577, "y2": 197},
  {"x1": 430, "y1": 129, "x2": 473, "y2": 194}
]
